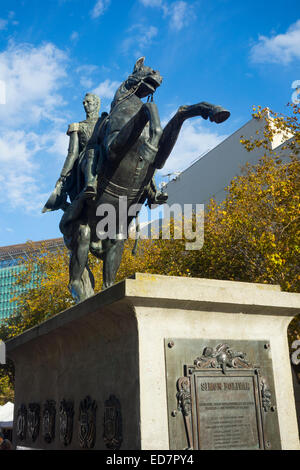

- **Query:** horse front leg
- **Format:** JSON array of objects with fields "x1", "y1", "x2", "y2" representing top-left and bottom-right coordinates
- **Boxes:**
[
  {"x1": 154, "y1": 102, "x2": 230, "y2": 169},
  {"x1": 68, "y1": 223, "x2": 93, "y2": 302},
  {"x1": 108, "y1": 102, "x2": 162, "y2": 163}
]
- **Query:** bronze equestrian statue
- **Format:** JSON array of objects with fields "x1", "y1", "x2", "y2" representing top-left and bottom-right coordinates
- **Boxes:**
[{"x1": 43, "y1": 57, "x2": 230, "y2": 303}]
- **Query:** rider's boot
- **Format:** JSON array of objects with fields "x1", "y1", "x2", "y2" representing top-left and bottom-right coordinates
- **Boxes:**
[
  {"x1": 83, "y1": 184, "x2": 97, "y2": 198},
  {"x1": 83, "y1": 149, "x2": 98, "y2": 198},
  {"x1": 83, "y1": 176, "x2": 97, "y2": 199}
]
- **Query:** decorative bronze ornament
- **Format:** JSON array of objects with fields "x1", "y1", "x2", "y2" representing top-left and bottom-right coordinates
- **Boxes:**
[
  {"x1": 103, "y1": 395, "x2": 123, "y2": 450},
  {"x1": 176, "y1": 377, "x2": 191, "y2": 417},
  {"x1": 176, "y1": 378, "x2": 192, "y2": 450},
  {"x1": 16, "y1": 404, "x2": 27, "y2": 441},
  {"x1": 261, "y1": 381, "x2": 272, "y2": 412},
  {"x1": 28, "y1": 403, "x2": 40, "y2": 442},
  {"x1": 59, "y1": 400, "x2": 74, "y2": 446},
  {"x1": 257, "y1": 373, "x2": 273, "y2": 412},
  {"x1": 78, "y1": 396, "x2": 97, "y2": 448},
  {"x1": 194, "y1": 343, "x2": 251, "y2": 374},
  {"x1": 42, "y1": 400, "x2": 56, "y2": 444}
]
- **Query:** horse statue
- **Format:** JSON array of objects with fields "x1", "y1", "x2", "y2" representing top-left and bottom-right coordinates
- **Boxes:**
[{"x1": 43, "y1": 57, "x2": 230, "y2": 303}]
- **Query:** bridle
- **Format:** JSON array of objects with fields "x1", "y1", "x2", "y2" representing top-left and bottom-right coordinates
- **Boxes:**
[{"x1": 112, "y1": 75, "x2": 156, "y2": 110}]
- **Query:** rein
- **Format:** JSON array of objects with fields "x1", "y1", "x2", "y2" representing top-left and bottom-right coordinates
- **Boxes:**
[{"x1": 112, "y1": 77, "x2": 155, "y2": 111}]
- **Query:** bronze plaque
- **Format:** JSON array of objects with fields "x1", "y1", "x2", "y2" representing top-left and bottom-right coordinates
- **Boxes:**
[
  {"x1": 190, "y1": 370, "x2": 262, "y2": 449},
  {"x1": 165, "y1": 339, "x2": 281, "y2": 450}
]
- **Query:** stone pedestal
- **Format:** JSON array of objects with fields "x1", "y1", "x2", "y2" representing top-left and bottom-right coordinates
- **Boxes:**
[{"x1": 6, "y1": 274, "x2": 300, "y2": 450}]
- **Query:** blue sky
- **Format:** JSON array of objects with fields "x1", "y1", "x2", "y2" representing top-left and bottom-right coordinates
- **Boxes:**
[{"x1": 0, "y1": 0, "x2": 299, "y2": 246}]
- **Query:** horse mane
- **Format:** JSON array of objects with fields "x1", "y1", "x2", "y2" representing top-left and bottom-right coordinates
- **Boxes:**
[
  {"x1": 110, "y1": 83, "x2": 127, "y2": 110},
  {"x1": 110, "y1": 73, "x2": 142, "y2": 111}
]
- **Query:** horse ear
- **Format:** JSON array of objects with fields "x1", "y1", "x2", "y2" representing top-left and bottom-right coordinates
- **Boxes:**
[{"x1": 134, "y1": 57, "x2": 145, "y2": 71}]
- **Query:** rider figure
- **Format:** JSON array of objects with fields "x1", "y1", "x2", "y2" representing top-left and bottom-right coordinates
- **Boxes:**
[
  {"x1": 43, "y1": 91, "x2": 166, "y2": 216},
  {"x1": 59, "y1": 92, "x2": 103, "y2": 198},
  {"x1": 43, "y1": 93, "x2": 106, "y2": 214}
]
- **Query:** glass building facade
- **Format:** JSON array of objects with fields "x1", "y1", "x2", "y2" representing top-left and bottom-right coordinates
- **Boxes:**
[{"x1": 0, "y1": 238, "x2": 65, "y2": 322}]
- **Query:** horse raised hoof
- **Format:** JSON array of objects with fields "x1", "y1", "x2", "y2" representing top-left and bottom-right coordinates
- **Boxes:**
[
  {"x1": 177, "y1": 103, "x2": 230, "y2": 124},
  {"x1": 209, "y1": 106, "x2": 230, "y2": 124}
]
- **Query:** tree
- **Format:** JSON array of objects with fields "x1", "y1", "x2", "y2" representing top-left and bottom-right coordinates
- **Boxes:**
[{"x1": 0, "y1": 375, "x2": 14, "y2": 405}]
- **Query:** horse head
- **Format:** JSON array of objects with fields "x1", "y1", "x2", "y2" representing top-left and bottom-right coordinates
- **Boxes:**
[{"x1": 111, "y1": 57, "x2": 163, "y2": 109}]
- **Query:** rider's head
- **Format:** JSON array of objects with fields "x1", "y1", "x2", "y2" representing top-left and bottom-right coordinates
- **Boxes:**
[{"x1": 83, "y1": 93, "x2": 101, "y2": 115}]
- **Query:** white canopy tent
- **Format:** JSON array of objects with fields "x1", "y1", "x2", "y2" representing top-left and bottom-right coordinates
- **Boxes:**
[{"x1": 0, "y1": 401, "x2": 14, "y2": 429}]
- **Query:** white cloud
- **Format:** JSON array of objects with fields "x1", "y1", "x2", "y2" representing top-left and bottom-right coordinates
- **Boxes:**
[
  {"x1": 0, "y1": 19, "x2": 8, "y2": 30},
  {"x1": 0, "y1": 131, "x2": 43, "y2": 212},
  {"x1": 138, "y1": 0, "x2": 193, "y2": 31},
  {"x1": 76, "y1": 64, "x2": 99, "y2": 90},
  {"x1": 166, "y1": 1, "x2": 191, "y2": 31},
  {"x1": 0, "y1": 131, "x2": 38, "y2": 170},
  {"x1": 80, "y1": 77, "x2": 94, "y2": 89},
  {"x1": 250, "y1": 19, "x2": 300, "y2": 65},
  {"x1": 0, "y1": 11, "x2": 19, "y2": 31},
  {"x1": 159, "y1": 117, "x2": 227, "y2": 174},
  {"x1": 45, "y1": 131, "x2": 69, "y2": 158},
  {"x1": 0, "y1": 42, "x2": 70, "y2": 213},
  {"x1": 93, "y1": 79, "x2": 121, "y2": 100},
  {"x1": 0, "y1": 41, "x2": 68, "y2": 127},
  {"x1": 70, "y1": 31, "x2": 79, "y2": 42},
  {"x1": 139, "y1": 0, "x2": 163, "y2": 6},
  {"x1": 90, "y1": 0, "x2": 110, "y2": 19},
  {"x1": 76, "y1": 64, "x2": 98, "y2": 74},
  {"x1": 121, "y1": 24, "x2": 158, "y2": 57},
  {"x1": 0, "y1": 128, "x2": 69, "y2": 213}
]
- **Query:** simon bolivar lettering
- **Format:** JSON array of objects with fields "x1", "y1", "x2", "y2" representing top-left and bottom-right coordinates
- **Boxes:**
[
  {"x1": 200, "y1": 382, "x2": 250, "y2": 391},
  {"x1": 195, "y1": 375, "x2": 260, "y2": 449}
]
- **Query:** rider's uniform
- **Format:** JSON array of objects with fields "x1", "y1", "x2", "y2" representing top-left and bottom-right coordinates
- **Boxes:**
[{"x1": 61, "y1": 117, "x2": 102, "y2": 196}]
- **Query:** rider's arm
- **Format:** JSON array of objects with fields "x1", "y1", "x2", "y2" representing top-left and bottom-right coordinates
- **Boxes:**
[{"x1": 58, "y1": 123, "x2": 80, "y2": 182}]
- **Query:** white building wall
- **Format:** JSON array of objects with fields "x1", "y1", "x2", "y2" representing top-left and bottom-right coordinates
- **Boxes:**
[{"x1": 165, "y1": 116, "x2": 292, "y2": 208}]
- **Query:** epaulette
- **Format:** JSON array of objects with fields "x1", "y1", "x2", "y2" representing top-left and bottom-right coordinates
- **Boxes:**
[{"x1": 66, "y1": 122, "x2": 80, "y2": 135}]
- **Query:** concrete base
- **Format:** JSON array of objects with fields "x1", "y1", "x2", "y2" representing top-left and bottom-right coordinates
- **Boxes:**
[{"x1": 6, "y1": 274, "x2": 300, "y2": 450}]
